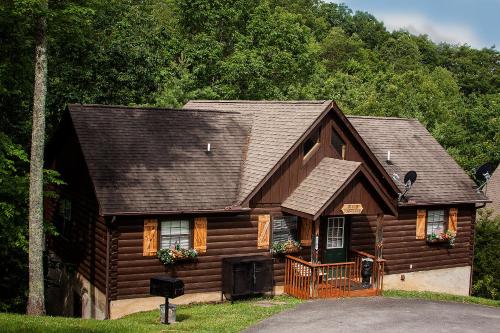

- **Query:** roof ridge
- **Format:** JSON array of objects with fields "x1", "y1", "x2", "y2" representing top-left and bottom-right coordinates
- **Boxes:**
[
  {"x1": 347, "y1": 115, "x2": 418, "y2": 121},
  {"x1": 68, "y1": 104, "x2": 242, "y2": 115},
  {"x1": 187, "y1": 100, "x2": 329, "y2": 105}
]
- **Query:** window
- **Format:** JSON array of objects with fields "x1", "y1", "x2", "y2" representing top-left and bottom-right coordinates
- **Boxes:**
[
  {"x1": 303, "y1": 131, "x2": 320, "y2": 157},
  {"x1": 331, "y1": 128, "x2": 346, "y2": 159},
  {"x1": 160, "y1": 220, "x2": 190, "y2": 249},
  {"x1": 327, "y1": 217, "x2": 345, "y2": 249},
  {"x1": 56, "y1": 199, "x2": 73, "y2": 239},
  {"x1": 272, "y1": 216, "x2": 298, "y2": 243},
  {"x1": 426, "y1": 210, "x2": 445, "y2": 236},
  {"x1": 59, "y1": 199, "x2": 72, "y2": 221}
]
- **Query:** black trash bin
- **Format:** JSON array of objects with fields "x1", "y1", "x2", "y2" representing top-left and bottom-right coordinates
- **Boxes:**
[{"x1": 361, "y1": 258, "x2": 373, "y2": 289}]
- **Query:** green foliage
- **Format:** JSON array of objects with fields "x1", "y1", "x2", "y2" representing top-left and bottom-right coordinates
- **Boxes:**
[
  {"x1": 271, "y1": 239, "x2": 302, "y2": 255},
  {"x1": 0, "y1": 133, "x2": 30, "y2": 312},
  {"x1": 0, "y1": 0, "x2": 499, "y2": 311},
  {"x1": 383, "y1": 289, "x2": 500, "y2": 307},
  {"x1": 0, "y1": 295, "x2": 301, "y2": 332},
  {"x1": 0, "y1": 132, "x2": 63, "y2": 312},
  {"x1": 473, "y1": 209, "x2": 500, "y2": 300},
  {"x1": 157, "y1": 244, "x2": 198, "y2": 265}
]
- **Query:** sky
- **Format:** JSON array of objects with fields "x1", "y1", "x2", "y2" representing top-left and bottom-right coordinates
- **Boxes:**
[{"x1": 330, "y1": 0, "x2": 499, "y2": 49}]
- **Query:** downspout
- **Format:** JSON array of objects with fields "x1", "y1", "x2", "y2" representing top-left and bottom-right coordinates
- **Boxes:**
[{"x1": 105, "y1": 215, "x2": 116, "y2": 319}]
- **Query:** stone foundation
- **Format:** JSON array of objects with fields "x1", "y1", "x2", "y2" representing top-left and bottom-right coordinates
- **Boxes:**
[
  {"x1": 46, "y1": 252, "x2": 107, "y2": 319},
  {"x1": 383, "y1": 266, "x2": 471, "y2": 296}
]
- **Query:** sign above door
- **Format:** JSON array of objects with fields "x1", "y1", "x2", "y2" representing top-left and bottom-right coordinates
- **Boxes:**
[{"x1": 341, "y1": 204, "x2": 363, "y2": 215}]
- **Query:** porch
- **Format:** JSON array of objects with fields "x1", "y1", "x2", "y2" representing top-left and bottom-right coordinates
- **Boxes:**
[{"x1": 284, "y1": 249, "x2": 385, "y2": 299}]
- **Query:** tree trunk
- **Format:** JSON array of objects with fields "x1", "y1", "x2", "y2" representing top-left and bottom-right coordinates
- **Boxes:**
[{"x1": 27, "y1": 0, "x2": 48, "y2": 316}]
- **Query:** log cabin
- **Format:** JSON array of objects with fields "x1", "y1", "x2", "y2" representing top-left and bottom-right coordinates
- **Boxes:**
[{"x1": 44, "y1": 100, "x2": 489, "y2": 319}]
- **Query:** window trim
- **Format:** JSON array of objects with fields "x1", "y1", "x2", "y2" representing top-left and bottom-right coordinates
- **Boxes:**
[
  {"x1": 159, "y1": 219, "x2": 192, "y2": 250},
  {"x1": 303, "y1": 130, "x2": 321, "y2": 163}
]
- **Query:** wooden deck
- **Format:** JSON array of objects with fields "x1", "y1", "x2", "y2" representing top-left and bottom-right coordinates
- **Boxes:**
[{"x1": 284, "y1": 250, "x2": 385, "y2": 299}]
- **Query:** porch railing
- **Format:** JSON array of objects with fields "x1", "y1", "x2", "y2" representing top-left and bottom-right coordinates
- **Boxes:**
[
  {"x1": 284, "y1": 250, "x2": 385, "y2": 299},
  {"x1": 350, "y1": 249, "x2": 385, "y2": 295},
  {"x1": 284, "y1": 256, "x2": 354, "y2": 299}
]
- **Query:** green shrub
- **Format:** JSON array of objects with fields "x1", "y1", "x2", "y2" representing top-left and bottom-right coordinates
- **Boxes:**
[
  {"x1": 473, "y1": 209, "x2": 500, "y2": 300},
  {"x1": 270, "y1": 240, "x2": 301, "y2": 255}
]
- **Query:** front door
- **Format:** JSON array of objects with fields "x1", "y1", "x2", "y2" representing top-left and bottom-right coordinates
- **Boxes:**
[{"x1": 323, "y1": 217, "x2": 348, "y2": 263}]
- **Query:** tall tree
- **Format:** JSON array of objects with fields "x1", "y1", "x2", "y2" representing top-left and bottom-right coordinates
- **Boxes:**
[{"x1": 27, "y1": 0, "x2": 48, "y2": 315}]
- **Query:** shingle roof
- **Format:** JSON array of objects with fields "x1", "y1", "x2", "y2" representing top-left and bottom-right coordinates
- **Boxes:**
[
  {"x1": 68, "y1": 104, "x2": 251, "y2": 215},
  {"x1": 282, "y1": 158, "x2": 361, "y2": 219},
  {"x1": 347, "y1": 116, "x2": 488, "y2": 205},
  {"x1": 184, "y1": 100, "x2": 332, "y2": 203},
  {"x1": 485, "y1": 168, "x2": 500, "y2": 217}
]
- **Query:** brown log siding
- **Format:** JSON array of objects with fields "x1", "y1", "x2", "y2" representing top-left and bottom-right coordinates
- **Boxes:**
[
  {"x1": 383, "y1": 205, "x2": 475, "y2": 274},
  {"x1": 110, "y1": 209, "x2": 313, "y2": 300},
  {"x1": 45, "y1": 129, "x2": 108, "y2": 294}
]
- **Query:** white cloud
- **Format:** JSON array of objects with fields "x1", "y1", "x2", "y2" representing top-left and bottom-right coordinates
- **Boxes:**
[{"x1": 376, "y1": 12, "x2": 484, "y2": 47}]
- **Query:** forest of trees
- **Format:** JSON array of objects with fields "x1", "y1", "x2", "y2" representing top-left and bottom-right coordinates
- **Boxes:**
[{"x1": 0, "y1": 0, "x2": 499, "y2": 311}]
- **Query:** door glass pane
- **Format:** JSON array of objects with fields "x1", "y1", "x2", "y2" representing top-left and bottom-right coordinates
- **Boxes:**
[{"x1": 327, "y1": 217, "x2": 345, "y2": 249}]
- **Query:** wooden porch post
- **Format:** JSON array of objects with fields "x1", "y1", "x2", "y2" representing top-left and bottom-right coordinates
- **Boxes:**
[
  {"x1": 311, "y1": 219, "x2": 320, "y2": 263},
  {"x1": 375, "y1": 213, "x2": 384, "y2": 259}
]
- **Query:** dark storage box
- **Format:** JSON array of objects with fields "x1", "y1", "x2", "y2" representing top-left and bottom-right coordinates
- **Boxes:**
[
  {"x1": 150, "y1": 276, "x2": 184, "y2": 299},
  {"x1": 222, "y1": 255, "x2": 273, "y2": 300}
]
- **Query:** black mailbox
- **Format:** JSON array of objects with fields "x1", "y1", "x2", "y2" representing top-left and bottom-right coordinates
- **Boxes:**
[{"x1": 150, "y1": 276, "x2": 184, "y2": 299}]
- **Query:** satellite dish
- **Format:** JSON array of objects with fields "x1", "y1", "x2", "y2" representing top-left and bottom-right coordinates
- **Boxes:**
[
  {"x1": 404, "y1": 171, "x2": 417, "y2": 187},
  {"x1": 398, "y1": 170, "x2": 418, "y2": 202},
  {"x1": 475, "y1": 162, "x2": 493, "y2": 193},
  {"x1": 475, "y1": 163, "x2": 492, "y2": 183}
]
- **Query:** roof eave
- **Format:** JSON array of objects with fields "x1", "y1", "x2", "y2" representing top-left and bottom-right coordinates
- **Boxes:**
[
  {"x1": 101, "y1": 207, "x2": 251, "y2": 217},
  {"x1": 398, "y1": 199, "x2": 491, "y2": 207},
  {"x1": 281, "y1": 207, "x2": 315, "y2": 220}
]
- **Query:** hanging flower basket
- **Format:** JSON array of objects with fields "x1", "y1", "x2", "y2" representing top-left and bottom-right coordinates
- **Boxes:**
[
  {"x1": 271, "y1": 240, "x2": 302, "y2": 256},
  {"x1": 157, "y1": 244, "x2": 198, "y2": 265},
  {"x1": 426, "y1": 230, "x2": 456, "y2": 246}
]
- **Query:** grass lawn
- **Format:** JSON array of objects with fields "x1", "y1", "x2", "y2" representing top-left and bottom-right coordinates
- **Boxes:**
[
  {"x1": 0, "y1": 295, "x2": 301, "y2": 333},
  {"x1": 383, "y1": 290, "x2": 500, "y2": 307}
]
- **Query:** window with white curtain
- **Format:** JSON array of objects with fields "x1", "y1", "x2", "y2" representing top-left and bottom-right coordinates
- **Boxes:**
[
  {"x1": 426, "y1": 210, "x2": 445, "y2": 236},
  {"x1": 160, "y1": 220, "x2": 190, "y2": 249}
]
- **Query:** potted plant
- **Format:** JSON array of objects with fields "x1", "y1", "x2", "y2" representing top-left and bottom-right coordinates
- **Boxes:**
[
  {"x1": 157, "y1": 244, "x2": 198, "y2": 265},
  {"x1": 426, "y1": 230, "x2": 456, "y2": 246},
  {"x1": 271, "y1": 240, "x2": 302, "y2": 256}
]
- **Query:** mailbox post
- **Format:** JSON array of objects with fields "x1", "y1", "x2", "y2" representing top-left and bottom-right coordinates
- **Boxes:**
[{"x1": 150, "y1": 276, "x2": 184, "y2": 324}]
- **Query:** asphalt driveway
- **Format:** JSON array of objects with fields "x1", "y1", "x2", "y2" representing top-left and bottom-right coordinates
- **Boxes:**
[{"x1": 243, "y1": 297, "x2": 500, "y2": 333}]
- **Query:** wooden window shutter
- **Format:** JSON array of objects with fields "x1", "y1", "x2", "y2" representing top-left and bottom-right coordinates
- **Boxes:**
[
  {"x1": 300, "y1": 219, "x2": 313, "y2": 246},
  {"x1": 257, "y1": 215, "x2": 271, "y2": 249},
  {"x1": 448, "y1": 208, "x2": 458, "y2": 234},
  {"x1": 194, "y1": 217, "x2": 207, "y2": 253},
  {"x1": 416, "y1": 209, "x2": 426, "y2": 240},
  {"x1": 143, "y1": 219, "x2": 158, "y2": 256}
]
